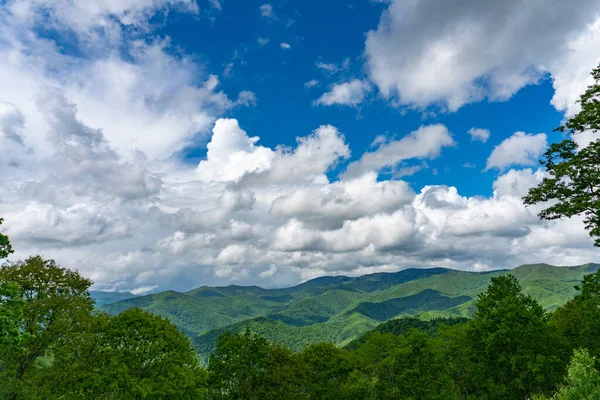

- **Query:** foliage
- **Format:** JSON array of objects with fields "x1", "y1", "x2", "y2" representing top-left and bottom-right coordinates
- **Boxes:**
[
  {"x1": 2, "y1": 256, "x2": 600, "y2": 399},
  {"x1": 0, "y1": 256, "x2": 94, "y2": 383},
  {"x1": 551, "y1": 269, "x2": 600, "y2": 360},
  {"x1": 467, "y1": 275, "x2": 568, "y2": 399},
  {"x1": 345, "y1": 316, "x2": 468, "y2": 349},
  {"x1": 0, "y1": 217, "x2": 13, "y2": 259},
  {"x1": 0, "y1": 257, "x2": 205, "y2": 399},
  {"x1": 524, "y1": 65, "x2": 600, "y2": 246},
  {"x1": 82, "y1": 308, "x2": 203, "y2": 399},
  {"x1": 533, "y1": 350, "x2": 600, "y2": 400},
  {"x1": 0, "y1": 282, "x2": 23, "y2": 347}
]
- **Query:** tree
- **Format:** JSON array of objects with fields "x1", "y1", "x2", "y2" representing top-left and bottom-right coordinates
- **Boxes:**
[
  {"x1": 0, "y1": 256, "x2": 95, "y2": 399},
  {"x1": 301, "y1": 342, "x2": 352, "y2": 400},
  {"x1": 208, "y1": 329, "x2": 271, "y2": 400},
  {"x1": 523, "y1": 64, "x2": 600, "y2": 246},
  {"x1": 0, "y1": 256, "x2": 94, "y2": 380},
  {"x1": 551, "y1": 269, "x2": 600, "y2": 359},
  {"x1": 0, "y1": 282, "x2": 24, "y2": 347},
  {"x1": 72, "y1": 308, "x2": 203, "y2": 399},
  {"x1": 374, "y1": 330, "x2": 458, "y2": 400},
  {"x1": 468, "y1": 275, "x2": 568, "y2": 399},
  {"x1": 0, "y1": 217, "x2": 13, "y2": 259},
  {"x1": 533, "y1": 350, "x2": 600, "y2": 400}
]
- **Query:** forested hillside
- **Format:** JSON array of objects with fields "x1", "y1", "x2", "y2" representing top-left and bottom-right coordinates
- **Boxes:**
[
  {"x1": 3, "y1": 254, "x2": 600, "y2": 399},
  {"x1": 97, "y1": 262, "x2": 600, "y2": 362}
]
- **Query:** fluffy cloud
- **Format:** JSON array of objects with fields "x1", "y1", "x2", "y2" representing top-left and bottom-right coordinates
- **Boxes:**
[
  {"x1": 270, "y1": 173, "x2": 413, "y2": 229},
  {"x1": 197, "y1": 119, "x2": 275, "y2": 182},
  {"x1": 6, "y1": 0, "x2": 198, "y2": 35},
  {"x1": 343, "y1": 124, "x2": 455, "y2": 178},
  {"x1": 1, "y1": 0, "x2": 598, "y2": 294},
  {"x1": 485, "y1": 132, "x2": 547, "y2": 171},
  {"x1": 314, "y1": 79, "x2": 372, "y2": 107},
  {"x1": 468, "y1": 127, "x2": 490, "y2": 143},
  {"x1": 365, "y1": 0, "x2": 600, "y2": 111},
  {"x1": 260, "y1": 3, "x2": 274, "y2": 19}
]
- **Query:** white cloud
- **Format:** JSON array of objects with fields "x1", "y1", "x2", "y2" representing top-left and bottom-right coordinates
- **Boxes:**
[
  {"x1": 5, "y1": 0, "x2": 199, "y2": 46},
  {"x1": 314, "y1": 79, "x2": 371, "y2": 107},
  {"x1": 259, "y1": 264, "x2": 278, "y2": 279},
  {"x1": 236, "y1": 124, "x2": 350, "y2": 187},
  {"x1": 485, "y1": 132, "x2": 547, "y2": 171},
  {"x1": 316, "y1": 58, "x2": 349, "y2": 74},
  {"x1": 493, "y1": 168, "x2": 546, "y2": 198},
  {"x1": 343, "y1": 124, "x2": 455, "y2": 178},
  {"x1": 365, "y1": 0, "x2": 600, "y2": 111},
  {"x1": 197, "y1": 118, "x2": 275, "y2": 182},
  {"x1": 304, "y1": 79, "x2": 319, "y2": 89},
  {"x1": 270, "y1": 172, "x2": 413, "y2": 229},
  {"x1": 259, "y1": 3, "x2": 274, "y2": 19},
  {"x1": 280, "y1": 42, "x2": 291, "y2": 50},
  {"x1": 0, "y1": 0, "x2": 598, "y2": 293},
  {"x1": 208, "y1": 0, "x2": 222, "y2": 11},
  {"x1": 257, "y1": 36, "x2": 270, "y2": 46},
  {"x1": 468, "y1": 127, "x2": 490, "y2": 143}
]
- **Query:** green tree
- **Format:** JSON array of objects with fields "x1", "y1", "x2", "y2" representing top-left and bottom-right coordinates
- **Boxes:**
[
  {"x1": 374, "y1": 330, "x2": 457, "y2": 400},
  {"x1": 0, "y1": 218, "x2": 13, "y2": 259},
  {"x1": 72, "y1": 308, "x2": 203, "y2": 399},
  {"x1": 0, "y1": 256, "x2": 95, "y2": 398},
  {"x1": 0, "y1": 256, "x2": 94, "y2": 379},
  {"x1": 0, "y1": 282, "x2": 23, "y2": 347},
  {"x1": 208, "y1": 328, "x2": 271, "y2": 400},
  {"x1": 551, "y1": 270, "x2": 600, "y2": 359},
  {"x1": 261, "y1": 344, "x2": 306, "y2": 400},
  {"x1": 523, "y1": 65, "x2": 600, "y2": 246},
  {"x1": 301, "y1": 342, "x2": 352, "y2": 400},
  {"x1": 533, "y1": 350, "x2": 600, "y2": 400},
  {"x1": 468, "y1": 275, "x2": 568, "y2": 399}
]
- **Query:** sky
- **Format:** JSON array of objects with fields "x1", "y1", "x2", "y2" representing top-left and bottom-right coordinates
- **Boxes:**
[{"x1": 1, "y1": 0, "x2": 600, "y2": 294}]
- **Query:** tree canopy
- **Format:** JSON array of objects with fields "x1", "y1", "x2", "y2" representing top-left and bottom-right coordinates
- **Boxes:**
[
  {"x1": 0, "y1": 218, "x2": 13, "y2": 259},
  {"x1": 524, "y1": 64, "x2": 600, "y2": 245}
]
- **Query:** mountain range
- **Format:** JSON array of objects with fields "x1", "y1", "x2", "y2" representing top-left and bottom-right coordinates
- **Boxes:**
[{"x1": 95, "y1": 263, "x2": 599, "y2": 363}]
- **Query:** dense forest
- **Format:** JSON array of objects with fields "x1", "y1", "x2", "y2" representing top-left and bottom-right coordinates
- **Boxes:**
[{"x1": 2, "y1": 253, "x2": 600, "y2": 399}]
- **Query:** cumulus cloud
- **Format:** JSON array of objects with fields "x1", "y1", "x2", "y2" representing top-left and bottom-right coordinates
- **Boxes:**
[
  {"x1": 314, "y1": 79, "x2": 371, "y2": 107},
  {"x1": 280, "y1": 42, "x2": 291, "y2": 50},
  {"x1": 343, "y1": 124, "x2": 455, "y2": 178},
  {"x1": 485, "y1": 132, "x2": 547, "y2": 171},
  {"x1": 236, "y1": 124, "x2": 350, "y2": 187},
  {"x1": 365, "y1": 0, "x2": 600, "y2": 111},
  {"x1": 197, "y1": 119, "x2": 275, "y2": 182},
  {"x1": 0, "y1": 0, "x2": 598, "y2": 294},
  {"x1": 468, "y1": 127, "x2": 490, "y2": 143},
  {"x1": 270, "y1": 172, "x2": 414, "y2": 229}
]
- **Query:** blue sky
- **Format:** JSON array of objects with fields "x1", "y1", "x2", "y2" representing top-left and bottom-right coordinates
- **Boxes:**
[
  {"x1": 161, "y1": 0, "x2": 566, "y2": 196},
  {"x1": 1, "y1": 0, "x2": 599, "y2": 293}
]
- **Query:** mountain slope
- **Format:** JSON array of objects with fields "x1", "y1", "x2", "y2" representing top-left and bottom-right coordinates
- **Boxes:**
[
  {"x1": 90, "y1": 291, "x2": 137, "y2": 305},
  {"x1": 99, "y1": 263, "x2": 600, "y2": 362}
]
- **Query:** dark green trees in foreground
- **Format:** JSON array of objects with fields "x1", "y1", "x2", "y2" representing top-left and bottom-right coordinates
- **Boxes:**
[
  {"x1": 2, "y1": 254, "x2": 600, "y2": 399},
  {"x1": 0, "y1": 256, "x2": 205, "y2": 399}
]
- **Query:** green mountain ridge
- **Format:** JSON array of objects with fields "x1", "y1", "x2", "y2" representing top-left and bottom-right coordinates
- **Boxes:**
[{"x1": 96, "y1": 263, "x2": 600, "y2": 363}]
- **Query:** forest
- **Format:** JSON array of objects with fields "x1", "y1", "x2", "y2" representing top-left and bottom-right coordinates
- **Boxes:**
[{"x1": 1, "y1": 253, "x2": 600, "y2": 399}]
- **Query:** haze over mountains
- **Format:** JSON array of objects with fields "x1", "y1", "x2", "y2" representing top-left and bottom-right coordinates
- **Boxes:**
[{"x1": 95, "y1": 263, "x2": 599, "y2": 363}]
